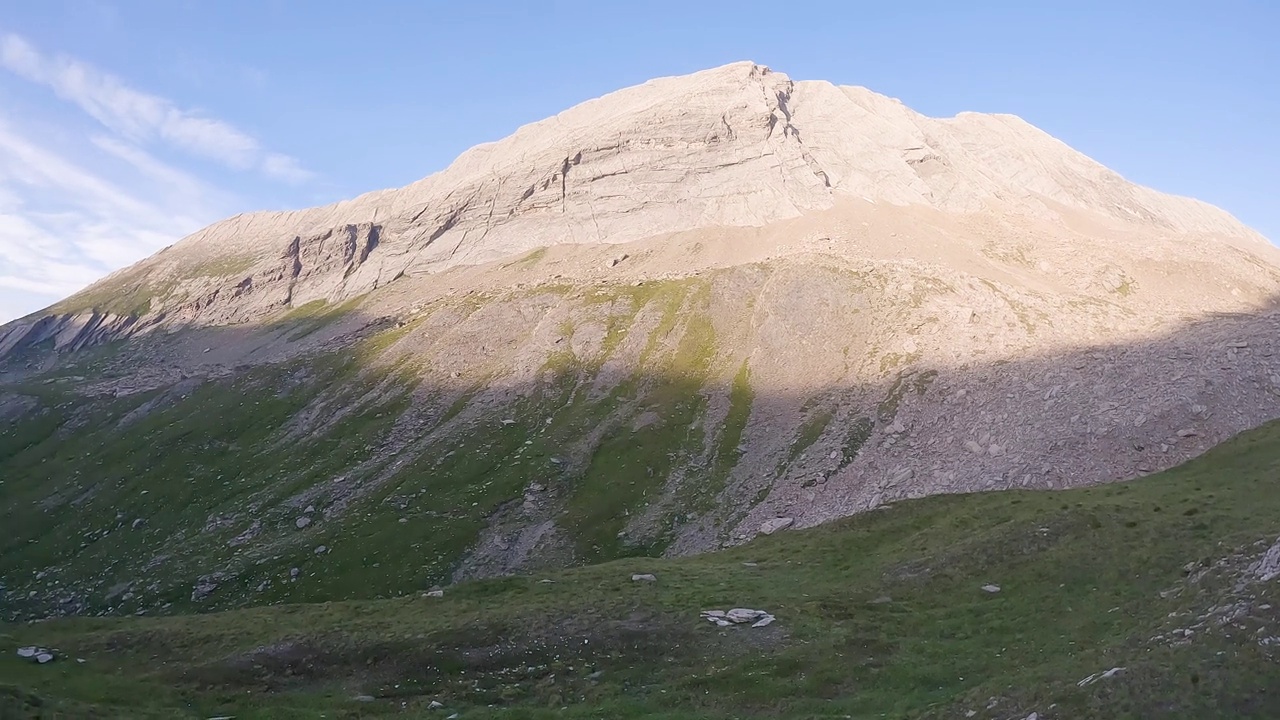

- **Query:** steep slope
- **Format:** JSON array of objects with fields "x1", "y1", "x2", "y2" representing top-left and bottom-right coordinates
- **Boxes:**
[
  {"x1": 7, "y1": 418, "x2": 1280, "y2": 719},
  {"x1": 0, "y1": 61, "x2": 1266, "y2": 349},
  {"x1": 1, "y1": 62, "x2": 1279, "y2": 621}
]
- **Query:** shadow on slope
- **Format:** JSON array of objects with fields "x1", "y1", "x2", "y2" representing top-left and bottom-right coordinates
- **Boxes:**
[
  {"x1": 1, "y1": 281, "x2": 1279, "y2": 623},
  {"x1": 3, "y1": 417, "x2": 1280, "y2": 719}
]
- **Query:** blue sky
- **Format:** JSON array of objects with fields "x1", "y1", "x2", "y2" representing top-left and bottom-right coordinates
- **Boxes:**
[{"x1": 0, "y1": 1, "x2": 1275, "y2": 322}]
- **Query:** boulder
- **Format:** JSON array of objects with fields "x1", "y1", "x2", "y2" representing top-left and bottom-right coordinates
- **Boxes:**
[
  {"x1": 726, "y1": 608, "x2": 767, "y2": 624},
  {"x1": 295, "y1": 516, "x2": 312, "y2": 529},
  {"x1": 759, "y1": 517, "x2": 794, "y2": 535},
  {"x1": 631, "y1": 573, "x2": 657, "y2": 582}
]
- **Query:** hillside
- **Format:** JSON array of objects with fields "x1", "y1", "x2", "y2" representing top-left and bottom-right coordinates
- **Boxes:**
[
  {"x1": 2, "y1": 61, "x2": 1279, "y2": 626},
  {"x1": 5, "y1": 418, "x2": 1280, "y2": 718}
]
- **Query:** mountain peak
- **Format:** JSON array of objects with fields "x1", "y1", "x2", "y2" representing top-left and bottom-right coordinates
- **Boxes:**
[{"x1": 3, "y1": 63, "x2": 1272, "y2": 342}]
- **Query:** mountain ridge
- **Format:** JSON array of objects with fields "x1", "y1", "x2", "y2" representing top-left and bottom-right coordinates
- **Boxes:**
[
  {"x1": 3, "y1": 62, "x2": 1280, "y2": 624},
  {"x1": 3, "y1": 61, "x2": 1268, "y2": 346}
]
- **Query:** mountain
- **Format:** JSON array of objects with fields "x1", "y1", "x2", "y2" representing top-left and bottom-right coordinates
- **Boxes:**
[{"x1": 2, "y1": 62, "x2": 1280, "y2": 625}]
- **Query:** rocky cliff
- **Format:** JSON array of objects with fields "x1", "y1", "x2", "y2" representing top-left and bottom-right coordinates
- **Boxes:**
[{"x1": 2, "y1": 62, "x2": 1278, "y2": 619}]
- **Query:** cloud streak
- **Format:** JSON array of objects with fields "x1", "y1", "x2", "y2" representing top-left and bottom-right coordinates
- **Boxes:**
[
  {"x1": 0, "y1": 118, "x2": 216, "y2": 321},
  {"x1": 0, "y1": 33, "x2": 311, "y2": 183}
]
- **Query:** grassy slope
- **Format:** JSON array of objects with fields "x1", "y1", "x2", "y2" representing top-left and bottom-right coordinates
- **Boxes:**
[
  {"x1": 0, "y1": 280, "x2": 740, "y2": 619},
  {"x1": 5, "y1": 420, "x2": 1280, "y2": 719}
]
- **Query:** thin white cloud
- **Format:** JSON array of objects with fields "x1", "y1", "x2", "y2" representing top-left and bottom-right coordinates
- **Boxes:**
[
  {"x1": 0, "y1": 32, "x2": 310, "y2": 182},
  {"x1": 91, "y1": 135, "x2": 213, "y2": 201},
  {"x1": 262, "y1": 152, "x2": 312, "y2": 184},
  {"x1": 0, "y1": 118, "x2": 214, "y2": 320}
]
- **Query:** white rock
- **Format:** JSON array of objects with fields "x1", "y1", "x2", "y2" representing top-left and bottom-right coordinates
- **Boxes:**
[
  {"x1": 314, "y1": 545, "x2": 327, "y2": 554},
  {"x1": 701, "y1": 610, "x2": 726, "y2": 618},
  {"x1": 429, "y1": 700, "x2": 444, "y2": 709},
  {"x1": 751, "y1": 614, "x2": 776, "y2": 628},
  {"x1": 631, "y1": 573, "x2": 657, "y2": 582},
  {"x1": 1256, "y1": 538, "x2": 1280, "y2": 581},
  {"x1": 36, "y1": 652, "x2": 54, "y2": 664},
  {"x1": 295, "y1": 516, "x2": 312, "y2": 529},
  {"x1": 759, "y1": 517, "x2": 794, "y2": 535},
  {"x1": 727, "y1": 608, "x2": 767, "y2": 624},
  {"x1": 981, "y1": 584, "x2": 1001, "y2": 593},
  {"x1": 424, "y1": 589, "x2": 444, "y2": 598},
  {"x1": 16, "y1": 646, "x2": 36, "y2": 658}
]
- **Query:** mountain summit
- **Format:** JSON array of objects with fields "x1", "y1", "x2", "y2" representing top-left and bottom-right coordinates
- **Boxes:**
[
  {"x1": 2, "y1": 63, "x2": 1279, "y2": 618},
  {"x1": 2, "y1": 61, "x2": 1266, "y2": 345}
]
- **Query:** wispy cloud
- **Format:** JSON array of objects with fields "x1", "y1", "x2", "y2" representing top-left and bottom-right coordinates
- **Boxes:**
[
  {"x1": 0, "y1": 32, "x2": 311, "y2": 182},
  {"x1": 0, "y1": 118, "x2": 215, "y2": 320}
]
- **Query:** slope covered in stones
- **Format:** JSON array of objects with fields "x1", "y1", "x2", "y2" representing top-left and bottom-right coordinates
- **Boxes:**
[
  {"x1": 2, "y1": 62, "x2": 1279, "y2": 622},
  {"x1": 7, "y1": 418, "x2": 1280, "y2": 719}
]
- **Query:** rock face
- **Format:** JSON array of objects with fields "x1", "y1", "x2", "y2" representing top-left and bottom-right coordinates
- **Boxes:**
[
  {"x1": 0, "y1": 62, "x2": 1265, "y2": 352},
  {"x1": 2, "y1": 62, "x2": 1280, "y2": 619}
]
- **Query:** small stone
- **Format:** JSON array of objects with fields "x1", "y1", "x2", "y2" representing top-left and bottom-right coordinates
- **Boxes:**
[
  {"x1": 289, "y1": 567, "x2": 300, "y2": 579},
  {"x1": 17, "y1": 647, "x2": 36, "y2": 658},
  {"x1": 314, "y1": 545, "x2": 327, "y2": 554},
  {"x1": 354, "y1": 694, "x2": 375, "y2": 702},
  {"x1": 295, "y1": 516, "x2": 312, "y2": 529},
  {"x1": 981, "y1": 584, "x2": 1001, "y2": 593},
  {"x1": 429, "y1": 700, "x2": 444, "y2": 709},
  {"x1": 751, "y1": 615, "x2": 775, "y2": 628},
  {"x1": 714, "y1": 619, "x2": 732, "y2": 627},
  {"x1": 305, "y1": 505, "x2": 315, "y2": 513},
  {"x1": 631, "y1": 573, "x2": 657, "y2": 582},
  {"x1": 587, "y1": 670, "x2": 604, "y2": 680},
  {"x1": 964, "y1": 439, "x2": 984, "y2": 453},
  {"x1": 1177, "y1": 429, "x2": 1198, "y2": 438},
  {"x1": 549, "y1": 456, "x2": 565, "y2": 465},
  {"x1": 36, "y1": 652, "x2": 54, "y2": 664},
  {"x1": 741, "y1": 561, "x2": 758, "y2": 567},
  {"x1": 870, "y1": 595, "x2": 893, "y2": 604},
  {"x1": 131, "y1": 518, "x2": 146, "y2": 529},
  {"x1": 424, "y1": 589, "x2": 444, "y2": 598},
  {"x1": 759, "y1": 517, "x2": 794, "y2": 535},
  {"x1": 702, "y1": 610, "x2": 726, "y2": 618}
]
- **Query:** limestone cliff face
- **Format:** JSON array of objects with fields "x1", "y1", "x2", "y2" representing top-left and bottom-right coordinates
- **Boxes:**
[{"x1": 1, "y1": 61, "x2": 1265, "y2": 356}]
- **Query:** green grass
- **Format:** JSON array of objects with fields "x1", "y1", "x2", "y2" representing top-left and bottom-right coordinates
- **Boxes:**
[
  {"x1": 279, "y1": 296, "x2": 367, "y2": 340},
  {"x1": 7, "y1": 418, "x2": 1280, "y2": 718},
  {"x1": 703, "y1": 360, "x2": 754, "y2": 506}
]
